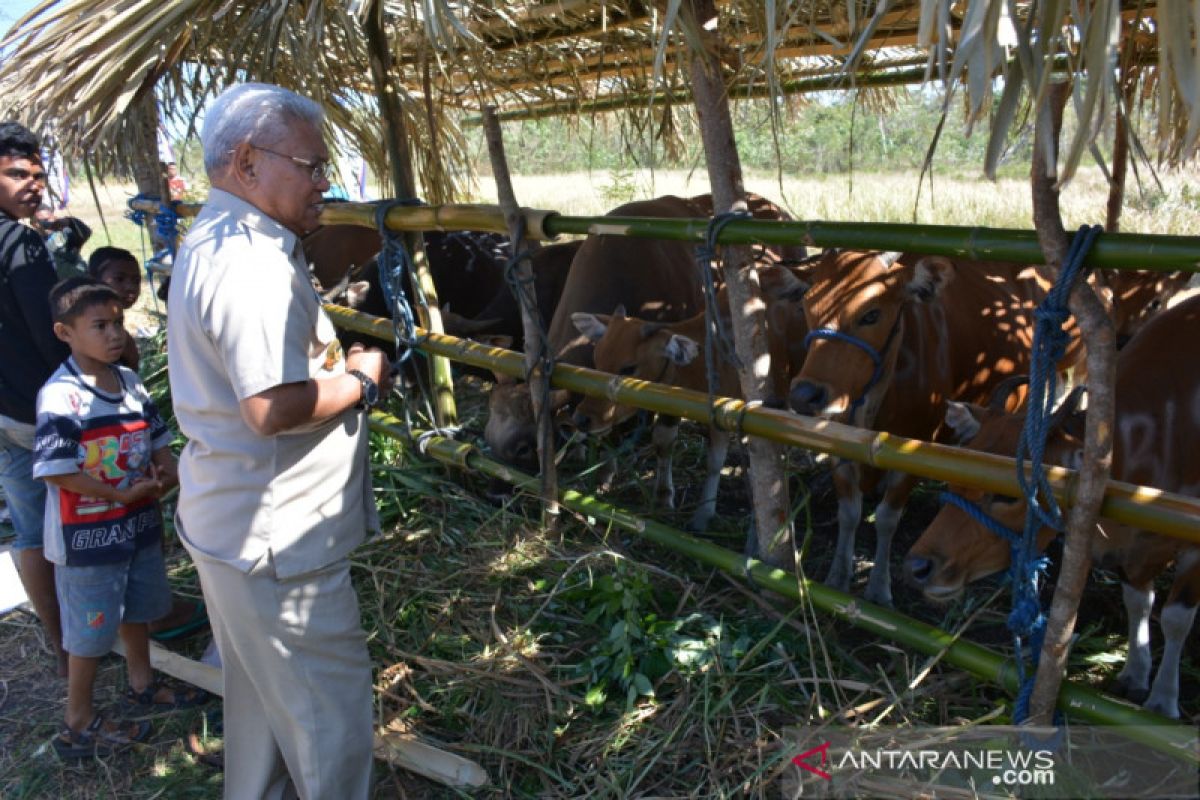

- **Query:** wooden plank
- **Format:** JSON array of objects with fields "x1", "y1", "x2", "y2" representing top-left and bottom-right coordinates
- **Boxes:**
[
  {"x1": 109, "y1": 641, "x2": 489, "y2": 788},
  {"x1": 112, "y1": 638, "x2": 223, "y2": 695}
]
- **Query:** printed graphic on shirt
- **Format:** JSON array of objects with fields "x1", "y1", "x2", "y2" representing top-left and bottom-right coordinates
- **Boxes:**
[{"x1": 33, "y1": 360, "x2": 171, "y2": 566}]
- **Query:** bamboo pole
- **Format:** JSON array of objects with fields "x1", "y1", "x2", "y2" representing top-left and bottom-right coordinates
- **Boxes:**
[
  {"x1": 366, "y1": 414, "x2": 1200, "y2": 764},
  {"x1": 685, "y1": 0, "x2": 791, "y2": 565},
  {"x1": 481, "y1": 105, "x2": 559, "y2": 528},
  {"x1": 318, "y1": 202, "x2": 1200, "y2": 273},
  {"x1": 1026, "y1": 84, "x2": 1119, "y2": 726},
  {"x1": 366, "y1": 1, "x2": 457, "y2": 428},
  {"x1": 326, "y1": 304, "x2": 1200, "y2": 545}
]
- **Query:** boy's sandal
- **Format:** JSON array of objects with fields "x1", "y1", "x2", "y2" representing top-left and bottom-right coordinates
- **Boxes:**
[
  {"x1": 125, "y1": 679, "x2": 210, "y2": 712},
  {"x1": 53, "y1": 713, "x2": 151, "y2": 759}
]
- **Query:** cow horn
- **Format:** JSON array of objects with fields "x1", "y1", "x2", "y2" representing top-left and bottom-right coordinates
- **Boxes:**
[
  {"x1": 987, "y1": 375, "x2": 1030, "y2": 413},
  {"x1": 877, "y1": 251, "x2": 903, "y2": 268},
  {"x1": 1048, "y1": 386, "x2": 1087, "y2": 433}
]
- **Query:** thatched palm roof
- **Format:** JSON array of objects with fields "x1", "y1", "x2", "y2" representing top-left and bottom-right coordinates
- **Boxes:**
[{"x1": 0, "y1": 0, "x2": 1191, "y2": 200}]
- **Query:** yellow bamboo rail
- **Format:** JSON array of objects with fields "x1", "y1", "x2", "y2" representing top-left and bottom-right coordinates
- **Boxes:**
[{"x1": 326, "y1": 304, "x2": 1200, "y2": 546}]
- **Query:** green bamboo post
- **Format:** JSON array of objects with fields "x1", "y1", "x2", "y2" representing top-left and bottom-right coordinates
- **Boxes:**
[
  {"x1": 366, "y1": 0, "x2": 457, "y2": 428},
  {"x1": 317, "y1": 202, "x2": 1200, "y2": 273},
  {"x1": 366, "y1": 413, "x2": 1200, "y2": 764},
  {"x1": 325, "y1": 305, "x2": 1200, "y2": 545}
]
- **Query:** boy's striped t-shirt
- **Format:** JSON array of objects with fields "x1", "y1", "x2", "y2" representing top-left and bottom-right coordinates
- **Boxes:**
[{"x1": 33, "y1": 357, "x2": 172, "y2": 566}]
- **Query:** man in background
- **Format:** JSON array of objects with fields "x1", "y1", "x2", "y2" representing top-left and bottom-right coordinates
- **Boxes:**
[{"x1": 0, "y1": 120, "x2": 69, "y2": 676}]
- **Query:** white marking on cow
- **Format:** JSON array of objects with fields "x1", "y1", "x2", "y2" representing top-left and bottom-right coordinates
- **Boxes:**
[
  {"x1": 1143, "y1": 602, "x2": 1197, "y2": 719},
  {"x1": 1117, "y1": 583, "x2": 1154, "y2": 694},
  {"x1": 1118, "y1": 406, "x2": 1175, "y2": 488},
  {"x1": 866, "y1": 499, "x2": 904, "y2": 607}
]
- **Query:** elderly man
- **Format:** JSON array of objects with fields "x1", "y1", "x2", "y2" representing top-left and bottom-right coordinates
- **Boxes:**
[
  {"x1": 168, "y1": 84, "x2": 387, "y2": 799},
  {"x1": 0, "y1": 121, "x2": 69, "y2": 677}
]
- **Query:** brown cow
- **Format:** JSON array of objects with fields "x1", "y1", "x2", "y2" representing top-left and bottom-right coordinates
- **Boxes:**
[
  {"x1": 569, "y1": 263, "x2": 808, "y2": 531},
  {"x1": 484, "y1": 192, "x2": 801, "y2": 471},
  {"x1": 904, "y1": 295, "x2": 1200, "y2": 718},
  {"x1": 787, "y1": 250, "x2": 1083, "y2": 607},
  {"x1": 1099, "y1": 269, "x2": 1193, "y2": 348}
]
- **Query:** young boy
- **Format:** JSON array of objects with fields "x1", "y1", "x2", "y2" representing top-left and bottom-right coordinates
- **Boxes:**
[
  {"x1": 86, "y1": 247, "x2": 142, "y2": 371},
  {"x1": 34, "y1": 277, "x2": 206, "y2": 758},
  {"x1": 86, "y1": 248, "x2": 209, "y2": 642}
]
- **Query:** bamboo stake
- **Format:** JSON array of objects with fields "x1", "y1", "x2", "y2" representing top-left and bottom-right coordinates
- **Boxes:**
[
  {"x1": 1027, "y1": 83, "x2": 1119, "y2": 726},
  {"x1": 481, "y1": 105, "x2": 559, "y2": 528},
  {"x1": 318, "y1": 202, "x2": 1200, "y2": 273},
  {"x1": 685, "y1": 0, "x2": 791, "y2": 566},
  {"x1": 366, "y1": 414, "x2": 1200, "y2": 764},
  {"x1": 326, "y1": 305, "x2": 1200, "y2": 545},
  {"x1": 366, "y1": 1, "x2": 457, "y2": 428}
]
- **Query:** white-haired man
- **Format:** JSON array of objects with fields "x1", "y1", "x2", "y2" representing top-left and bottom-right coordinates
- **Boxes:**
[{"x1": 168, "y1": 83, "x2": 386, "y2": 799}]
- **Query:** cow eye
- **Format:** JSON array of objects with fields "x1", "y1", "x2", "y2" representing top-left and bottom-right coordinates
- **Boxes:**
[
  {"x1": 1147, "y1": 298, "x2": 1162, "y2": 312},
  {"x1": 858, "y1": 309, "x2": 882, "y2": 326},
  {"x1": 618, "y1": 364, "x2": 637, "y2": 376}
]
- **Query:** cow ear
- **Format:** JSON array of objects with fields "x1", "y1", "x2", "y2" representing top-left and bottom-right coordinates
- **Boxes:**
[
  {"x1": 345, "y1": 280, "x2": 371, "y2": 308},
  {"x1": 906, "y1": 257, "x2": 955, "y2": 302},
  {"x1": 612, "y1": 304, "x2": 627, "y2": 319},
  {"x1": 663, "y1": 334, "x2": 700, "y2": 366},
  {"x1": 944, "y1": 401, "x2": 982, "y2": 443},
  {"x1": 572, "y1": 312, "x2": 609, "y2": 342}
]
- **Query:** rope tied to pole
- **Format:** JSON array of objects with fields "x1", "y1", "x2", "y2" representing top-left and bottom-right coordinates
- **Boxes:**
[
  {"x1": 373, "y1": 198, "x2": 460, "y2": 440},
  {"x1": 373, "y1": 198, "x2": 427, "y2": 365},
  {"x1": 502, "y1": 214, "x2": 553, "y2": 387},
  {"x1": 1009, "y1": 223, "x2": 1102, "y2": 729},
  {"x1": 695, "y1": 210, "x2": 749, "y2": 418}
]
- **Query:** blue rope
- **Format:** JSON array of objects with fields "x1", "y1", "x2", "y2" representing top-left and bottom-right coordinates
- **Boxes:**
[
  {"x1": 373, "y1": 198, "x2": 426, "y2": 364},
  {"x1": 1008, "y1": 223, "x2": 1102, "y2": 728},
  {"x1": 695, "y1": 211, "x2": 750, "y2": 407}
]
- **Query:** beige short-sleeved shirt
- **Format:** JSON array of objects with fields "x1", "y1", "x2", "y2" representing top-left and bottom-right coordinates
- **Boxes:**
[{"x1": 168, "y1": 189, "x2": 376, "y2": 578}]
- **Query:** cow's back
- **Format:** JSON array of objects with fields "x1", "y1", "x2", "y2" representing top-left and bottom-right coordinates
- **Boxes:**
[
  {"x1": 1111, "y1": 293, "x2": 1200, "y2": 495},
  {"x1": 545, "y1": 196, "x2": 711, "y2": 368}
]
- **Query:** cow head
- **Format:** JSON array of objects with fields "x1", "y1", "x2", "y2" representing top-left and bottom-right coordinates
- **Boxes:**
[
  {"x1": 788, "y1": 250, "x2": 953, "y2": 425},
  {"x1": 569, "y1": 305, "x2": 697, "y2": 433},
  {"x1": 1099, "y1": 270, "x2": 1191, "y2": 349},
  {"x1": 904, "y1": 386, "x2": 1087, "y2": 600},
  {"x1": 481, "y1": 335, "x2": 572, "y2": 471}
]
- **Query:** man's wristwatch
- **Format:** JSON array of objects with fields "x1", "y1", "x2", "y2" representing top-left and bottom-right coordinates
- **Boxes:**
[{"x1": 348, "y1": 369, "x2": 380, "y2": 410}]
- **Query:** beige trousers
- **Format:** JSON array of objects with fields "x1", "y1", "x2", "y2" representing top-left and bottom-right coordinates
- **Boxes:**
[{"x1": 190, "y1": 551, "x2": 374, "y2": 800}]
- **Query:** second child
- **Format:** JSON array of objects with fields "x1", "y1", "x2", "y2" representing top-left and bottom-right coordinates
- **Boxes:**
[
  {"x1": 87, "y1": 247, "x2": 143, "y2": 371},
  {"x1": 34, "y1": 277, "x2": 206, "y2": 758}
]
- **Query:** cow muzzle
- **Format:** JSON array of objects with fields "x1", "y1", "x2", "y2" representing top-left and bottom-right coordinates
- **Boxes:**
[
  {"x1": 904, "y1": 554, "x2": 963, "y2": 600},
  {"x1": 789, "y1": 380, "x2": 829, "y2": 417}
]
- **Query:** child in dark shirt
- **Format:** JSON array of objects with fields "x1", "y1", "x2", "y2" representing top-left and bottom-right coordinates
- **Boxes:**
[
  {"x1": 86, "y1": 247, "x2": 142, "y2": 371},
  {"x1": 34, "y1": 277, "x2": 206, "y2": 758}
]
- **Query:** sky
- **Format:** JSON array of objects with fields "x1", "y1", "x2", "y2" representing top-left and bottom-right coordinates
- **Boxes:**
[{"x1": 0, "y1": 0, "x2": 42, "y2": 32}]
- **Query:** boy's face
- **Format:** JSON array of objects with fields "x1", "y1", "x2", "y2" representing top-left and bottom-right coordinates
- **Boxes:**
[
  {"x1": 97, "y1": 259, "x2": 142, "y2": 308},
  {"x1": 55, "y1": 301, "x2": 127, "y2": 366},
  {"x1": 0, "y1": 155, "x2": 46, "y2": 220}
]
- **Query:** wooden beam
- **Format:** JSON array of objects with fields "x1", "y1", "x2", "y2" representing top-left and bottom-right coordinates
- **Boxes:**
[{"x1": 110, "y1": 639, "x2": 489, "y2": 787}]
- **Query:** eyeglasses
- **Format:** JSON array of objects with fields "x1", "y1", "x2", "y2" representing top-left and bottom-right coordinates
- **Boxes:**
[
  {"x1": 2, "y1": 167, "x2": 48, "y2": 184},
  {"x1": 251, "y1": 145, "x2": 330, "y2": 184}
]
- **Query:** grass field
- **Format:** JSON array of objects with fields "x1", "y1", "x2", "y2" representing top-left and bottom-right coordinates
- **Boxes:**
[{"x1": 3, "y1": 167, "x2": 1198, "y2": 798}]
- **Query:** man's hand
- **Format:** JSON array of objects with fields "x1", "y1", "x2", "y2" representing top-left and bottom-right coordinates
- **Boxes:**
[{"x1": 345, "y1": 343, "x2": 394, "y2": 401}]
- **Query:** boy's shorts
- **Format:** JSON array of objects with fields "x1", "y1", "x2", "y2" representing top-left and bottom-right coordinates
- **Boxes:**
[{"x1": 56, "y1": 544, "x2": 173, "y2": 658}]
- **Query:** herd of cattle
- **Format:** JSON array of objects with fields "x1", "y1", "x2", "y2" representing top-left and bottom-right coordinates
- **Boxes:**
[{"x1": 301, "y1": 193, "x2": 1198, "y2": 720}]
